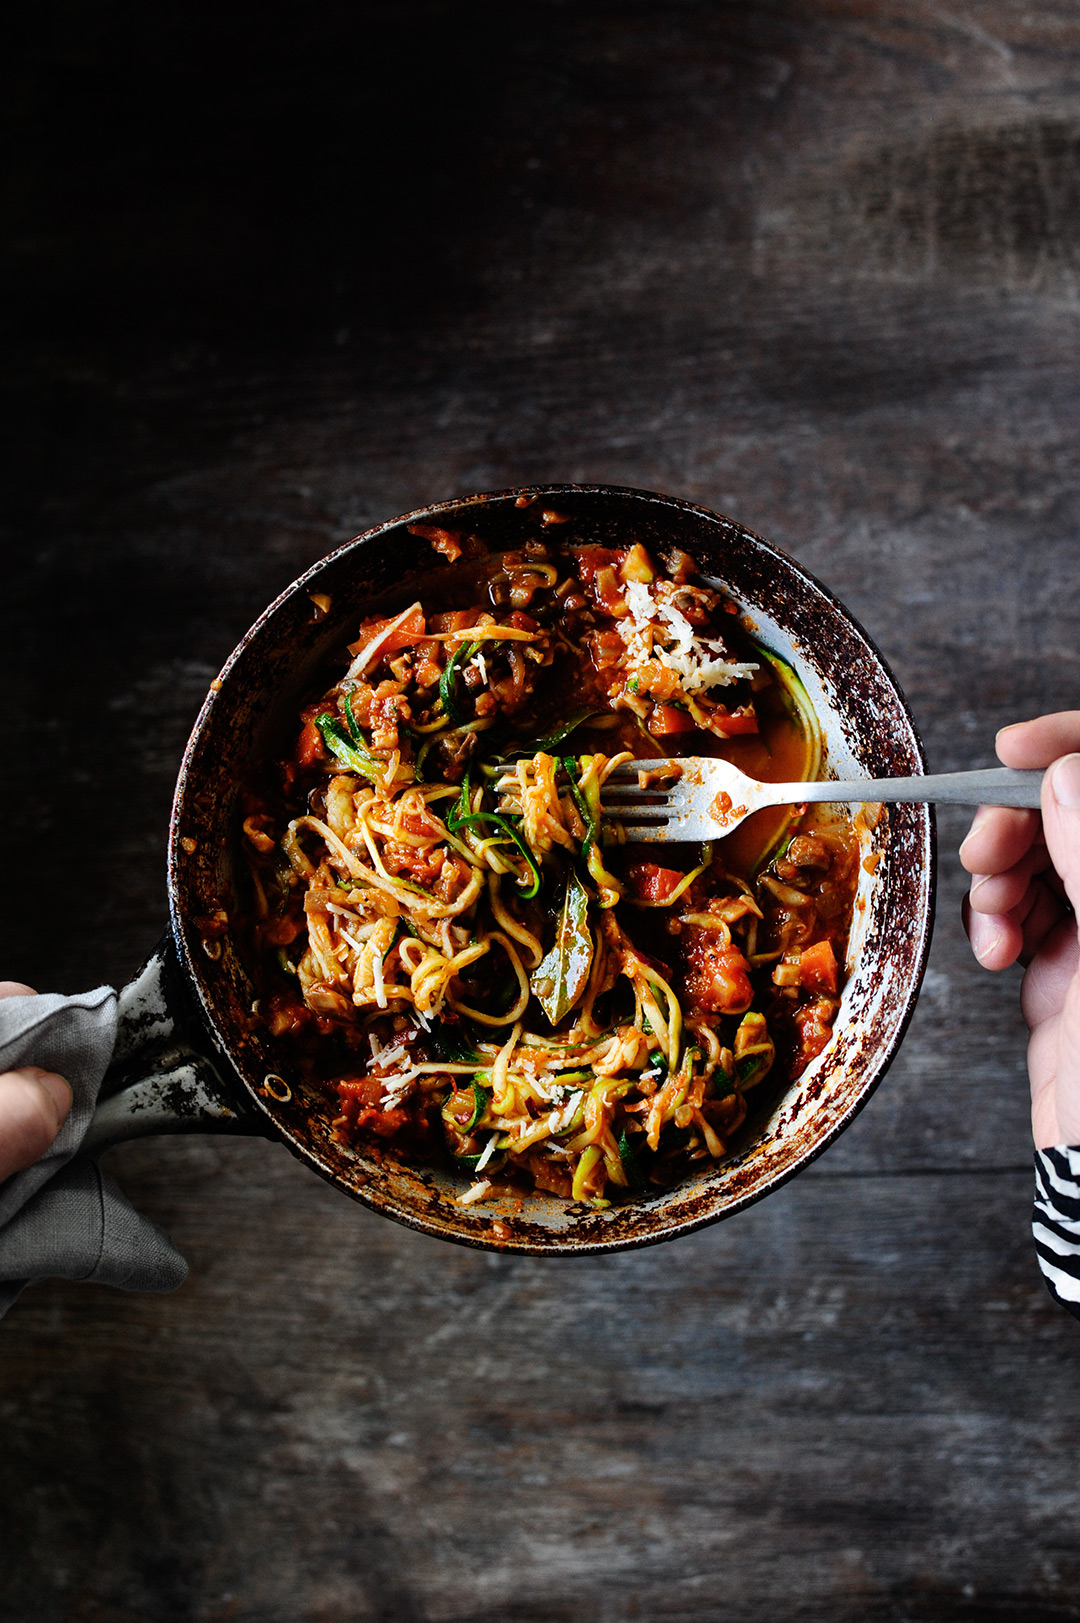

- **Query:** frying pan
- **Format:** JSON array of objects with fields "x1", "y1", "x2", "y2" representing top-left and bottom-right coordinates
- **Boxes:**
[{"x1": 84, "y1": 485, "x2": 935, "y2": 1255}]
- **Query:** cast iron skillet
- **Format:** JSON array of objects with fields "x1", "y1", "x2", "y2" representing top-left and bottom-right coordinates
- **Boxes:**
[{"x1": 85, "y1": 485, "x2": 935, "y2": 1255}]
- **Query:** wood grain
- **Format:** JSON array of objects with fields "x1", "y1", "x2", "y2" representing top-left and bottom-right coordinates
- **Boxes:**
[{"x1": 2, "y1": 2, "x2": 1080, "y2": 1618}]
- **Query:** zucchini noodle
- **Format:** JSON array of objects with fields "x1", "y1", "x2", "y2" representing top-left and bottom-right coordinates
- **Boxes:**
[{"x1": 244, "y1": 535, "x2": 858, "y2": 1207}]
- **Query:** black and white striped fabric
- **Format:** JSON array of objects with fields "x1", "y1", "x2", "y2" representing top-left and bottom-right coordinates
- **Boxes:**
[{"x1": 1034, "y1": 1147, "x2": 1080, "y2": 1322}]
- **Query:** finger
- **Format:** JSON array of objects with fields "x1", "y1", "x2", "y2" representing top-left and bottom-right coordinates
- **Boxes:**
[
  {"x1": 1020, "y1": 913, "x2": 1080, "y2": 1027},
  {"x1": 1018, "y1": 878, "x2": 1072, "y2": 968},
  {"x1": 968, "y1": 845, "x2": 1051, "y2": 916},
  {"x1": 0, "y1": 1067, "x2": 74, "y2": 1183},
  {"x1": 997, "y1": 712, "x2": 1080, "y2": 770},
  {"x1": 1041, "y1": 755, "x2": 1080, "y2": 917},
  {"x1": 959, "y1": 806, "x2": 1042, "y2": 877},
  {"x1": 0, "y1": 981, "x2": 37, "y2": 1000},
  {"x1": 963, "y1": 892, "x2": 1023, "y2": 970}
]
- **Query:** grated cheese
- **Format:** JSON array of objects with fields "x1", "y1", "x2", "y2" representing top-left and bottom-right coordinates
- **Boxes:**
[
  {"x1": 615, "y1": 578, "x2": 757, "y2": 695},
  {"x1": 372, "y1": 1038, "x2": 407, "y2": 1071},
  {"x1": 548, "y1": 1091, "x2": 583, "y2": 1134},
  {"x1": 380, "y1": 1065, "x2": 420, "y2": 1105},
  {"x1": 657, "y1": 596, "x2": 696, "y2": 652},
  {"x1": 624, "y1": 580, "x2": 651, "y2": 622},
  {"x1": 474, "y1": 1134, "x2": 499, "y2": 1171},
  {"x1": 456, "y1": 1178, "x2": 494, "y2": 1206}
]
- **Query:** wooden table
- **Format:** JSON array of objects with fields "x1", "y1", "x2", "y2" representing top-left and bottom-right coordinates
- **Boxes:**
[{"x1": 3, "y1": 4, "x2": 1080, "y2": 1618}]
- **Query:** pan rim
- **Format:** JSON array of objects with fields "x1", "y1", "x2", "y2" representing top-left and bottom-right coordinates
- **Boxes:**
[{"x1": 168, "y1": 483, "x2": 936, "y2": 1255}]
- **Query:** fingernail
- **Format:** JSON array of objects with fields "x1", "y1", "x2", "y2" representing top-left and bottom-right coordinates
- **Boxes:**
[
  {"x1": 996, "y1": 723, "x2": 1022, "y2": 739},
  {"x1": 968, "y1": 873, "x2": 990, "y2": 901},
  {"x1": 1050, "y1": 754, "x2": 1080, "y2": 809},
  {"x1": 958, "y1": 810, "x2": 989, "y2": 857},
  {"x1": 34, "y1": 1070, "x2": 72, "y2": 1127}
]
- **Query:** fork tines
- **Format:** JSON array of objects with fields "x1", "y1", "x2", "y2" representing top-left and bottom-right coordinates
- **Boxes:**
[
  {"x1": 599, "y1": 759, "x2": 698, "y2": 841},
  {"x1": 603, "y1": 758, "x2": 683, "y2": 782},
  {"x1": 599, "y1": 784, "x2": 676, "y2": 840}
]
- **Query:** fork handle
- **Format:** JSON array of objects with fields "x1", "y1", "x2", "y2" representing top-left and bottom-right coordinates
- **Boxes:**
[{"x1": 772, "y1": 766, "x2": 1045, "y2": 810}]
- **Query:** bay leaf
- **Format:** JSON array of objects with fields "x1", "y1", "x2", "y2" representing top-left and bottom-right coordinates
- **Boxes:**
[{"x1": 530, "y1": 870, "x2": 594, "y2": 1026}]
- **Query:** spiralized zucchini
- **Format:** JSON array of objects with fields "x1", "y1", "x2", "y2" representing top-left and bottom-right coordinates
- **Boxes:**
[{"x1": 244, "y1": 541, "x2": 856, "y2": 1206}]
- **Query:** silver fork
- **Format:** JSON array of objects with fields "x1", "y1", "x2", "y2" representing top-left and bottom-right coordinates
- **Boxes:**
[{"x1": 599, "y1": 758, "x2": 1045, "y2": 842}]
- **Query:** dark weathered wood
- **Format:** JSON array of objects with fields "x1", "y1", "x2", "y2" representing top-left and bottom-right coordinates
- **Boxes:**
[
  {"x1": 3, "y1": 2, "x2": 1080, "y2": 1618},
  {"x1": 4, "y1": 1152, "x2": 1078, "y2": 1623}
]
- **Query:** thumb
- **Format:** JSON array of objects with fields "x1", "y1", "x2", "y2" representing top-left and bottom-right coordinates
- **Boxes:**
[
  {"x1": 1042, "y1": 754, "x2": 1080, "y2": 917},
  {"x1": 1030, "y1": 950, "x2": 1080, "y2": 1147},
  {"x1": 0, "y1": 1067, "x2": 73, "y2": 1182}
]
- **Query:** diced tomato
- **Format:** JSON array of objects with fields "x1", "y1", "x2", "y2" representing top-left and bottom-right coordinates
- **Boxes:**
[
  {"x1": 628, "y1": 863, "x2": 686, "y2": 904},
  {"x1": 701, "y1": 707, "x2": 759, "y2": 737},
  {"x1": 648, "y1": 704, "x2": 697, "y2": 736},
  {"x1": 348, "y1": 604, "x2": 427, "y2": 660},
  {"x1": 296, "y1": 716, "x2": 325, "y2": 768},
  {"x1": 337, "y1": 1078, "x2": 413, "y2": 1141},
  {"x1": 400, "y1": 804, "x2": 443, "y2": 839},
  {"x1": 682, "y1": 932, "x2": 753, "y2": 1015},
  {"x1": 571, "y1": 546, "x2": 625, "y2": 585},
  {"x1": 428, "y1": 608, "x2": 479, "y2": 635},
  {"x1": 798, "y1": 938, "x2": 838, "y2": 995},
  {"x1": 572, "y1": 549, "x2": 629, "y2": 614},
  {"x1": 792, "y1": 998, "x2": 837, "y2": 1070},
  {"x1": 413, "y1": 638, "x2": 443, "y2": 689},
  {"x1": 386, "y1": 604, "x2": 426, "y2": 649},
  {"x1": 635, "y1": 660, "x2": 681, "y2": 703},
  {"x1": 337, "y1": 1075, "x2": 384, "y2": 1111},
  {"x1": 350, "y1": 1105, "x2": 411, "y2": 1140},
  {"x1": 592, "y1": 565, "x2": 627, "y2": 615}
]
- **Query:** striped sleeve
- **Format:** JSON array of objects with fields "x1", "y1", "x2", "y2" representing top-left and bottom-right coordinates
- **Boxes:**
[{"x1": 1033, "y1": 1147, "x2": 1080, "y2": 1321}]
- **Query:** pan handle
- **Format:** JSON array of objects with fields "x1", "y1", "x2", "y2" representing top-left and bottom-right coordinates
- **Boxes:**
[{"x1": 82, "y1": 936, "x2": 271, "y2": 1156}]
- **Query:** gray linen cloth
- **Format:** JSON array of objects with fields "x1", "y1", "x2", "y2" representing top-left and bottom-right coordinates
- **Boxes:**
[{"x1": 0, "y1": 987, "x2": 187, "y2": 1316}]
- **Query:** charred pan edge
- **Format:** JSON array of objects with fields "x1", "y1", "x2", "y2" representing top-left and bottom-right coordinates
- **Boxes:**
[{"x1": 168, "y1": 485, "x2": 935, "y2": 1255}]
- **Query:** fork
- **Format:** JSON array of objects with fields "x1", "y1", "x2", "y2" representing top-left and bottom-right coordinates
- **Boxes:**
[{"x1": 599, "y1": 758, "x2": 1046, "y2": 842}]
